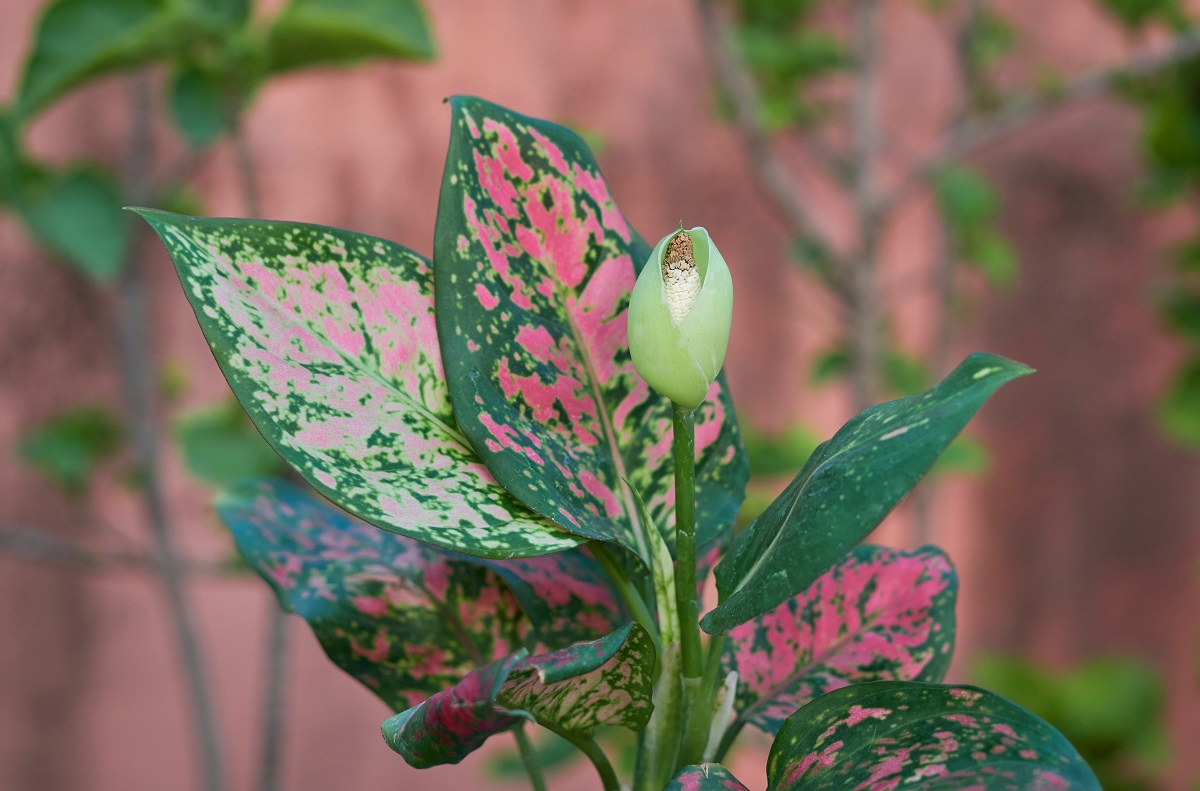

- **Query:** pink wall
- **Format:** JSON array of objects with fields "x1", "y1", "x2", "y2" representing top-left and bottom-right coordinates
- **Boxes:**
[{"x1": 2, "y1": 0, "x2": 1198, "y2": 789}]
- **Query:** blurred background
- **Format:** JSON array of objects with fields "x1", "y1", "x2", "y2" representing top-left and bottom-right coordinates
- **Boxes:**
[{"x1": 1, "y1": 0, "x2": 1199, "y2": 789}]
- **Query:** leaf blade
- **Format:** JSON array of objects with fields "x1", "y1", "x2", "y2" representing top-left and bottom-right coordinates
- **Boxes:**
[
  {"x1": 265, "y1": 0, "x2": 435, "y2": 73},
  {"x1": 668, "y1": 764, "x2": 751, "y2": 790}
]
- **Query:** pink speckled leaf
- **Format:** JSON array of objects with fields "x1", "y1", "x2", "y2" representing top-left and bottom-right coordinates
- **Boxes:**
[
  {"x1": 138, "y1": 209, "x2": 578, "y2": 559},
  {"x1": 382, "y1": 623, "x2": 655, "y2": 768},
  {"x1": 434, "y1": 96, "x2": 747, "y2": 558},
  {"x1": 725, "y1": 546, "x2": 957, "y2": 737},
  {"x1": 218, "y1": 478, "x2": 623, "y2": 710},
  {"x1": 668, "y1": 764, "x2": 751, "y2": 791},
  {"x1": 767, "y1": 682, "x2": 1100, "y2": 791}
]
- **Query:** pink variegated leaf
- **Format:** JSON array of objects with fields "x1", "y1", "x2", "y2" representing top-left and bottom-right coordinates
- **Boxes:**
[
  {"x1": 668, "y1": 764, "x2": 751, "y2": 791},
  {"x1": 434, "y1": 96, "x2": 748, "y2": 559},
  {"x1": 767, "y1": 682, "x2": 1100, "y2": 790},
  {"x1": 138, "y1": 209, "x2": 579, "y2": 559},
  {"x1": 382, "y1": 623, "x2": 655, "y2": 768},
  {"x1": 218, "y1": 479, "x2": 623, "y2": 710},
  {"x1": 725, "y1": 546, "x2": 957, "y2": 738}
]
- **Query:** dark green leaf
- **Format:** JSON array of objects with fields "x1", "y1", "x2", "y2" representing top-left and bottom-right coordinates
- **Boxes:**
[
  {"x1": 1160, "y1": 292, "x2": 1200, "y2": 340},
  {"x1": 138, "y1": 210, "x2": 580, "y2": 558},
  {"x1": 668, "y1": 764, "x2": 750, "y2": 790},
  {"x1": 382, "y1": 623, "x2": 656, "y2": 767},
  {"x1": 703, "y1": 353, "x2": 1031, "y2": 634},
  {"x1": 20, "y1": 167, "x2": 130, "y2": 281},
  {"x1": 486, "y1": 730, "x2": 579, "y2": 779},
  {"x1": 967, "y1": 232, "x2": 1019, "y2": 289},
  {"x1": 882, "y1": 348, "x2": 932, "y2": 395},
  {"x1": 929, "y1": 434, "x2": 990, "y2": 477},
  {"x1": 168, "y1": 67, "x2": 229, "y2": 148},
  {"x1": 743, "y1": 423, "x2": 821, "y2": 477},
  {"x1": 265, "y1": 0, "x2": 435, "y2": 73},
  {"x1": 172, "y1": 398, "x2": 285, "y2": 488},
  {"x1": 434, "y1": 96, "x2": 747, "y2": 558},
  {"x1": 935, "y1": 167, "x2": 999, "y2": 230},
  {"x1": 809, "y1": 346, "x2": 850, "y2": 385},
  {"x1": 16, "y1": 0, "x2": 190, "y2": 120},
  {"x1": 767, "y1": 682, "x2": 1100, "y2": 790},
  {"x1": 0, "y1": 111, "x2": 21, "y2": 204},
  {"x1": 1095, "y1": 0, "x2": 1183, "y2": 29},
  {"x1": 17, "y1": 406, "x2": 123, "y2": 494}
]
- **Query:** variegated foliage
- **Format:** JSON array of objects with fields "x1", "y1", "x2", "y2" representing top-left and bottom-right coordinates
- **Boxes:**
[
  {"x1": 767, "y1": 682, "x2": 1101, "y2": 790},
  {"x1": 667, "y1": 764, "x2": 751, "y2": 791},
  {"x1": 434, "y1": 96, "x2": 748, "y2": 559},
  {"x1": 139, "y1": 210, "x2": 578, "y2": 559},
  {"x1": 218, "y1": 479, "x2": 623, "y2": 709},
  {"x1": 382, "y1": 623, "x2": 655, "y2": 768},
  {"x1": 725, "y1": 546, "x2": 957, "y2": 736}
]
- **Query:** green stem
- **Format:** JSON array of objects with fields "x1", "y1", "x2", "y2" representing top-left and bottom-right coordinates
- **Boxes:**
[
  {"x1": 562, "y1": 732, "x2": 620, "y2": 791},
  {"x1": 671, "y1": 404, "x2": 702, "y2": 682},
  {"x1": 513, "y1": 725, "x2": 548, "y2": 791},
  {"x1": 681, "y1": 634, "x2": 727, "y2": 764},
  {"x1": 590, "y1": 541, "x2": 662, "y2": 657}
]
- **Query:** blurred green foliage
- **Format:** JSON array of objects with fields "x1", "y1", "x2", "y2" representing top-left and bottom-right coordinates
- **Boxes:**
[
  {"x1": 16, "y1": 406, "x2": 124, "y2": 494},
  {"x1": 974, "y1": 655, "x2": 1170, "y2": 791},
  {"x1": 173, "y1": 399, "x2": 286, "y2": 489}
]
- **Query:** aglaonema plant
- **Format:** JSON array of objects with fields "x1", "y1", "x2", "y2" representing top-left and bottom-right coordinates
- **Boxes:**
[{"x1": 138, "y1": 96, "x2": 1102, "y2": 790}]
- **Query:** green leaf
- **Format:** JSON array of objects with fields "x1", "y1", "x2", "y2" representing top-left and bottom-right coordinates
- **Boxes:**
[
  {"x1": 743, "y1": 423, "x2": 821, "y2": 477},
  {"x1": 809, "y1": 346, "x2": 850, "y2": 385},
  {"x1": 1161, "y1": 292, "x2": 1200, "y2": 340},
  {"x1": 668, "y1": 764, "x2": 750, "y2": 790},
  {"x1": 1095, "y1": 0, "x2": 1183, "y2": 29},
  {"x1": 929, "y1": 434, "x2": 990, "y2": 477},
  {"x1": 487, "y1": 730, "x2": 580, "y2": 779},
  {"x1": 882, "y1": 348, "x2": 932, "y2": 395},
  {"x1": 16, "y1": 0, "x2": 190, "y2": 120},
  {"x1": 434, "y1": 96, "x2": 748, "y2": 559},
  {"x1": 767, "y1": 682, "x2": 1101, "y2": 790},
  {"x1": 265, "y1": 0, "x2": 435, "y2": 74},
  {"x1": 0, "y1": 111, "x2": 21, "y2": 204},
  {"x1": 219, "y1": 479, "x2": 622, "y2": 710},
  {"x1": 168, "y1": 67, "x2": 229, "y2": 148},
  {"x1": 382, "y1": 623, "x2": 656, "y2": 768},
  {"x1": 172, "y1": 398, "x2": 285, "y2": 488},
  {"x1": 702, "y1": 353, "x2": 1031, "y2": 634},
  {"x1": 935, "y1": 167, "x2": 998, "y2": 230},
  {"x1": 138, "y1": 209, "x2": 580, "y2": 559},
  {"x1": 725, "y1": 546, "x2": 957, "y2": 736},
  {"x1": 17, "y1": 406, "x2": 123, "y2": 494},
  {"x1": 20, "y1": 166, "x2": 130, "y2": 281},
  {"x1": 968, "y1": 232, "x2": 1019, "y2": 289},
  {"x1": 1158, "y1": 360, "x2": 1200, "y2": 447}
]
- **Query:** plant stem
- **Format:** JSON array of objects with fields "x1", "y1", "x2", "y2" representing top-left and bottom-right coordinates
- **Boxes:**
[
  {"x1": 513, "y1": 724, "x2": 547, "y2": 791},
  {"x1": 258, "y1": 604, "x2": 288, "y2": 791},
  {"x1": 119, "y1": 72, "x2": 226, "y2": 791},
  {"x1": 671, "y1": 405, "x2": 701, "y2": 682},
  {"x1": 562, "y1": 732, "x2": 620, "y2": 791},
  {"x1": 590, "y1": 541, "x2": 661, "y2": 657},
  {"x1": 680, "y1": 632, "x2": 726, "y2": 765}
]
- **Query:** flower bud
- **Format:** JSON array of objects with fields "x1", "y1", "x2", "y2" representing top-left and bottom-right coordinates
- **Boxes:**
[{"x1": 628, "y1": 226, "x2": 733, "y2": 409}]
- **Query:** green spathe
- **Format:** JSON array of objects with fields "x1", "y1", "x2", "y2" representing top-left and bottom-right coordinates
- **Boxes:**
[{"x1": 628, "y1": 227, "x2": 733, "y2": 409}]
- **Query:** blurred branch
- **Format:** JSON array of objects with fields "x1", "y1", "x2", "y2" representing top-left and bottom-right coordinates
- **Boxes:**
[
  {"x1": 847, "y1": 0, "x2": 884, "y2": 410},
  {"x1": 693, "y1": 0, "x2": 849, "y2": 299},
  {"x1": 0, "y1": 524, "x2": 239, "y2": 576},
  {"x1": 886, "y1": 24, "x2": 1200, "y2": 211},
  {"x1": 117, "y1": 73, "x2": 227, "y2": 791}
]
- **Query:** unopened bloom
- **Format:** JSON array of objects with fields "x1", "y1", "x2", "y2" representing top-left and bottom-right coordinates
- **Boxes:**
[{"x1": 628, "y1": 226, "x2": 733, "y2": 409}]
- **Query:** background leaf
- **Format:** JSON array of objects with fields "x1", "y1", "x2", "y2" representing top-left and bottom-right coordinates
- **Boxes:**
[
  {"x1": 16, "y1": 405, "x2": 123, "y2": 494},
  {"x1": 668, "y1": 764, "x2": 750, "y2": 790},
  {"x1": 767, "y1": 682, "x2": 1101, "y2": 790},
  {"x1": 16, "y1": 0, "x2": 189, "y2": 120},
  {"x1": 703, "y1": 353, "x2": 1030, "y2": 634},
  {"x1": 434, "y1": 96, "x2": 747, "y2": 559},
  {"x1": 20, "y1": 167, "x2": 129, "y2": 281},
  {"x1": 168, "y1": 67, "x2": 229, "y2": 149},
  {"x1": 172, "y1": 398, "x2": 286, "y2": 488},
  {"x1": 724, "y1": 546, "x2": 957, "y2": 737},
  {"x1": 382, "y1": 623, "x2": 655, "y2": 768},
  {"x1": 140, "y1": 210, "x2": 579, "y2": 558},
  {"x1": 266, "y1": 0, "x2": 435, "y2": 74}
]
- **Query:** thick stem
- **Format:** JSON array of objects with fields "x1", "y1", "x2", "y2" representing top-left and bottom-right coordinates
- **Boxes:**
[
  {"x1": 680, "y1": 633, "x2": 726, "y2": 765},
  {"x1": 119, "y1": 73, "x2": 226, "y2": 791},
  {"x1": 590, "y1": 541, "x2": 662, "y2": 657},
  {"x1": 671, "y1": 405, "x2": 701, "y2": 681},
  {"x1": 513, "y1": 725, "x2": 548, "y2": 791},
  {"x1": 562, "y1": 732, "x2": 620, "y2": 791},
  {"x1": 257, "y1": 604, "x2": 288, "y2": 791}
]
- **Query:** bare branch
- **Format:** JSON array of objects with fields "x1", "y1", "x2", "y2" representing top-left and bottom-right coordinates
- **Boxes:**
[
  {"x1": 693, "y1": 0, "x2": 834, "y2": 254},
  {"x1": 885, "y1": 25, "x2": 1200, "y2": 210},
  {"x1": 0, "y1": 524, "x2": 240, "y2": 576}
]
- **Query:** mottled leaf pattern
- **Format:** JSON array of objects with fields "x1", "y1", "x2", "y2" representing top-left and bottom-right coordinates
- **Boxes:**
[
  {"x1": 382, "y1": 623, "x2": 655, "y2": 768},
  {"x1": 726, "y1": 546, "x2": 957, "y2": 735},
  {"x1": 768, "y1": 682, "x2": 1101, "y2": 790},
  {"x1": 139, "y1": 210, "x2": 579, "y2": 558},
  {"x1": 434, "y1": 96, "x2": 747, "y2": 557},
  {"x1": 218, "y1": 479, "x2": 622, "y2": 709},
  {"x1": 705, "y1": 353, "x2": 1031, "y2": 634},
  {"x1": 668, "y1": 764, "x2": 751, "y2": 791}
]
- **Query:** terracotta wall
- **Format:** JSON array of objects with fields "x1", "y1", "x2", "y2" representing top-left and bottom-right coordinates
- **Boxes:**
[{"x1": 1, "y1": 0, "x2": 1198, "y2": 789}]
